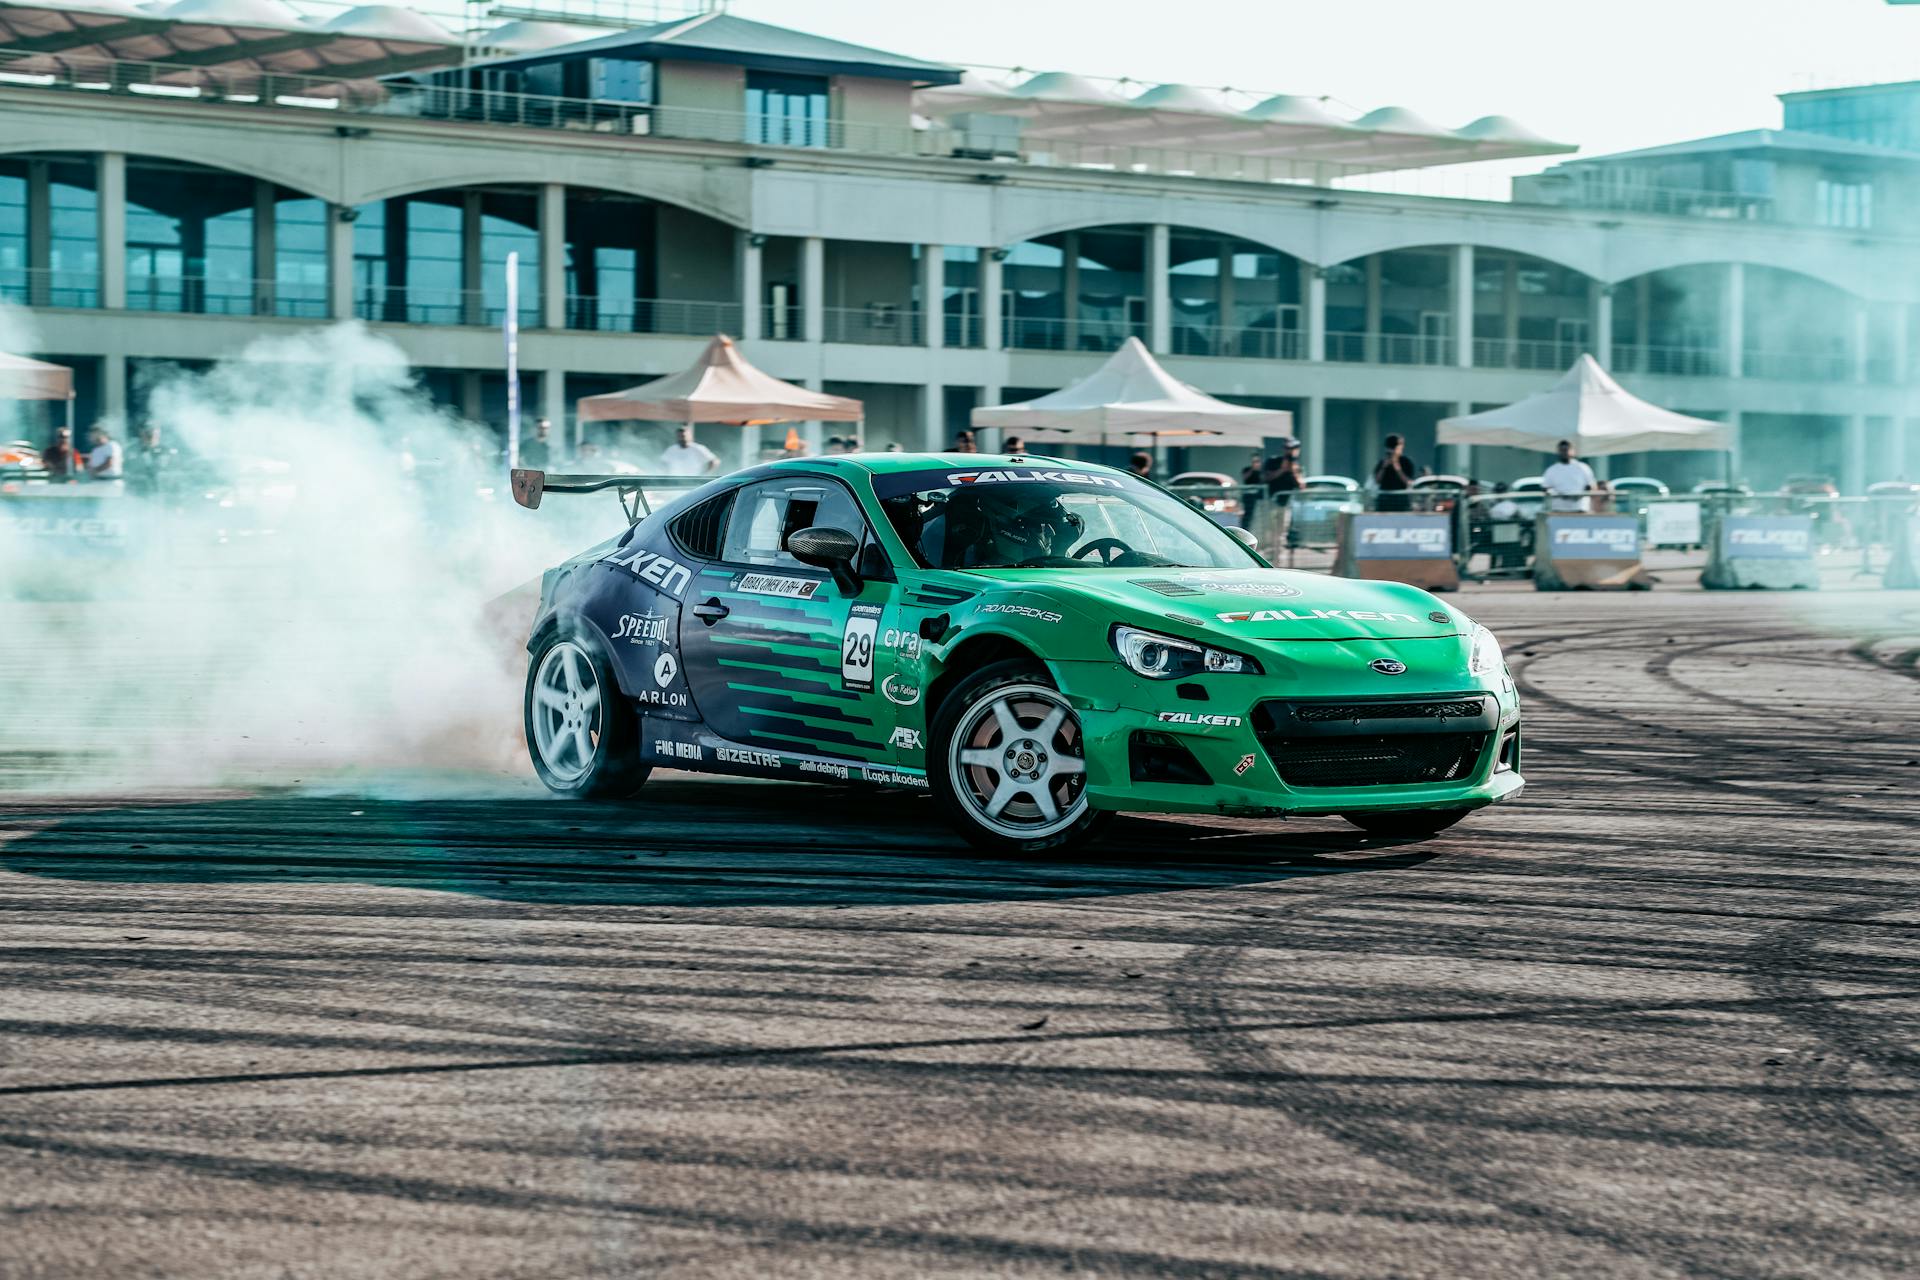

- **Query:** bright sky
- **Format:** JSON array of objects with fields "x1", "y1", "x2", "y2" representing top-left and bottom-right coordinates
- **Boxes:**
[{"x1": 731, "y1": 0, "x2": 1920, "y2": 166}]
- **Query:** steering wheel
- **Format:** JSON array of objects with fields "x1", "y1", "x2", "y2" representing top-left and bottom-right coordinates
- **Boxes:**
[{"x1": 1071, "y1": 537, "x2": 1132, "y2": 565}]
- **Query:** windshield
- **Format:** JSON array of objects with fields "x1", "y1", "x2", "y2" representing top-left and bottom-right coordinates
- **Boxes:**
[{"x1": 873, "y1": 465, "x2": 1258, "y2": 570}]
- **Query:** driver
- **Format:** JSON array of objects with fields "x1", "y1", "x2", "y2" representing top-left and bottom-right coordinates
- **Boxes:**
[{"x1": 929, "y1": 485, "x2": 1084, "y2": 567}]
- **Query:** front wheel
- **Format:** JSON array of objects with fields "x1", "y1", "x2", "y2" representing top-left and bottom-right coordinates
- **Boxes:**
[
  {"x1": 930, "y1": 660, "x2": 1111, "y2": 854},
  {"x1": 524, "y1": 629, "x2": 649, "y2": 799},
  {"x1": 1341, "y1": 808, "x2": 1470, "y2": 839}
]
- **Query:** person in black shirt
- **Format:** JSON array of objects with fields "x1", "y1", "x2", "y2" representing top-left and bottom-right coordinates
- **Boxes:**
[
  {"x1": 519, "y1": 418, "x2": 554, "y2": 471},
  {"x1": 1374, "y1": 433, "x2": 1417, "y2": 512}
]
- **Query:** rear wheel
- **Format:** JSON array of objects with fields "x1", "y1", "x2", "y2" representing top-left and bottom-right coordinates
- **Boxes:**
[
  {"x1": 524, "y1": 629, "x2": 649, "y2": 799},
  {"x1": 1342, "y1": 808, "x2": 1470, "y2": 839},
  {"x1": 931, "y1": 660, "x2": 1110, "y2": 854}
]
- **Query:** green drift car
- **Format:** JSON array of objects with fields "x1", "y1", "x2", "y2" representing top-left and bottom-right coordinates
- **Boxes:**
[{"x1": 514, "y1": 453, "x2": 1523, "y2": 853}]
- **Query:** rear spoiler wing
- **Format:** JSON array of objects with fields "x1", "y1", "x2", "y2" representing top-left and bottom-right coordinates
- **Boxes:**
[{"x1": 511, "y1": 469, "x2": 707, "y2": 523}]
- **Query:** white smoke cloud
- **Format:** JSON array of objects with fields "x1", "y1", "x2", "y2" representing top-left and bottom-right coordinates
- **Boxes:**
[{"x1": 0, "y1": 318, "x2": 626, "y2": 794}]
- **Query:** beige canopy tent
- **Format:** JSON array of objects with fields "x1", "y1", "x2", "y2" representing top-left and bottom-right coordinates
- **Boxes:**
[
  {"x1": 971, "y1": 337, "x2": 1291, "y2": 447},
  {"x1": 578, "y1": 334, "x2": 862, "y2": 425},
  {"x1": 0, "y1": 350, "x2": 76, "y2": 430},
  {"x1": 1437, "y1": 354, "x2": 1733, "y2": 457}
]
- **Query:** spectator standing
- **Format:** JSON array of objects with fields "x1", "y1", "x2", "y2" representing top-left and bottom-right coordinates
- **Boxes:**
[
  {"x1": 519, "y1": 417, "x2": 554, "y2": 471},
  {"x1": 659, "y1": 425, "x2": 720, "y2": 476},
  {"x1": 1004, "y1": 435, "x2": 1027, "y2": 455},
  {"x1": 950, "y1": 431, "x2": 978, "y2": 454},
  {"x1": 1268, "y1": 451, "x2": 1305, "y2": 549},
  {"x1": 125, "y1": 425, "x2": 175, "y2": 498},
  {"x1": 42, "y1": 426, "x2": 75, "y2": 479},
  {"x1": 1542, "y1": 438, "x2": 1600, "y2": 512},
  {"x1": 1373, "y1": 433, "x2": 1416, "y2": 512},
  {"x1": 1127, "y1": 451, "x2": 1152, "y2": 480},
  {"x1": 85, "y1": 425, "x2": 123, "y2": 481}
]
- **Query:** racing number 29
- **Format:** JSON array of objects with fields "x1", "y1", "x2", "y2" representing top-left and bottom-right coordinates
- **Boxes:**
[{"x1": 842, "y1": 605, "x2": 881, "y2": 692}]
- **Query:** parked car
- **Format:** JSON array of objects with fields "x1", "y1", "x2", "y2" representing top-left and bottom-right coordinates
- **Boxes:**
[
  {"x1": 1166, "y1": 471, "x2": 1245, "y2": 526},
  {"x1": 1288, "y1": 475, "x2": 1364, "y2": 543},
  {"x1": 1410, "y1": 474, "x2": 1470, "y2": 512},
  {"x1": 0, "y1": 440, "x2": 49, "y2": 490}
]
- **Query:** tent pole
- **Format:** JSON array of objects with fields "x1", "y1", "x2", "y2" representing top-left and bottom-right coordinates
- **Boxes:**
[{"x1": 65, "y1": 393, "x2": 74, "y2": 434}]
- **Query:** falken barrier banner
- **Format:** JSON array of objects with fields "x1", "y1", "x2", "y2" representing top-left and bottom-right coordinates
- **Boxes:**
[
  {"x1": 0, "y1": 490, "x2": 135, "y2": 596},
  {"x1": 1702, "y1": 514, "x2": 1819, "y2": 590},
  {"x1": 1335, "y1": 511, "x2": 1458, "y2": 591},
  {"x1": 1533, "y1": 513, "x2": 1650, "y2": 591}
]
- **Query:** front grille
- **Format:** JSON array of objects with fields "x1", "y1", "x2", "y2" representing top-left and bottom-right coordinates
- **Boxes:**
[
  {"x1": 1261, "y1": 732, "x2": 1490, "y2": 788},
  {"x1": 1295, "y1": 698, "x2": 1487, "y2": 723}
]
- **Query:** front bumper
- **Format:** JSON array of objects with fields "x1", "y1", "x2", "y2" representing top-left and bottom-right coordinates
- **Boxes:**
[{"x1": 1057, "y1": 650, "x2": 1523, "y2": 818}]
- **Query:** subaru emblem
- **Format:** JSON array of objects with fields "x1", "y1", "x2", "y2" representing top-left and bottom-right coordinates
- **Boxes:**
[{"x1": 1369, "y1": 659, "x2": 1407, "y2": 675}]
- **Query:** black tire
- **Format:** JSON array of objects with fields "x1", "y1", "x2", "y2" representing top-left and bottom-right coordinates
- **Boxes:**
[
  {"x1": 929, "y1": 658, "x2": 1112, "y2": 855},
  {"x1": 524, "y1": 626, "x2": 649, "y2": 799},
  {"x1": 1341, "y1": 808, "x2": 1470, "y2": 839}
]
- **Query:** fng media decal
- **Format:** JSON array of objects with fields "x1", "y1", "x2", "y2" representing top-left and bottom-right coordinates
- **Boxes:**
[
  {"x1": 737, "y1": 573, "x2": 821, "y2": 599},
  {"x1": 842, "y1": 603, "x2": 881, "y2": 692}
]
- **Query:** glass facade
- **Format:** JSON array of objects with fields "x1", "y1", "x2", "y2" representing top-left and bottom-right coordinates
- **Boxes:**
[
  {"x1": 1168, "y1": 233, "x2": 1300, "y2": 358},
  {"x1": 1785, "y1": 85, "x2": 1920, "y2": 150},
  {"x1": 746, "y1": 72, "x2": 829, "y2": 147},
  {"x1": 564, "y1": 189, "x2": 654, "y2": 330},
  {"x1": 479, "y1": 189, "x2": 539, "y2": 327},
  {"x1": 353, "y1": 194, "x2": 465, "y2": 324},
  {"x1": 1003, "y1": 227, "x2": 1145, "y2": 351},
  {"x1": 126, "y1": 159, "x2": 255, "y2": 315},
  {"x1": 274, "y1": 194, "x2": 329, "y2": 318}
]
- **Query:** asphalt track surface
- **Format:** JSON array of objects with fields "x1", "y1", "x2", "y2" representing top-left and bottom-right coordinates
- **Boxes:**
[{"x1": 3, "y1": 588, "x2": 1919, "y2": 1278}]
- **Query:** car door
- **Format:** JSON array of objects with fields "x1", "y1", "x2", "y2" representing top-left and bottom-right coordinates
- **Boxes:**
[{"x1": 678, "y1": 474, "x2": 908, "y2": 767}]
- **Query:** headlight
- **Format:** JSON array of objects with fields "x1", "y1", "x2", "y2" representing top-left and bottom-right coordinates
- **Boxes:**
[
  {"x1": 1468, "y1": 623, "x2": 1504, "y2": 677},
  {"x1": 1113, "y1": 625, "x2": 1262, "y2": 679}
]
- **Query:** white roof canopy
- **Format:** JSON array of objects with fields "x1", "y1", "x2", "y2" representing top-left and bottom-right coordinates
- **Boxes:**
[
  {"x1": 0, "y1": 349, "x2": 73, "y2": 400},
  {"x1": 1437, "y1": 355, "x2": 1734, "y2": 456},
  {"x1": 971, "y1": 338, "x2": 1291, "y2": 445},
  {"x1": 578, "y1": 334, "x2": 863, "y2": 425}
]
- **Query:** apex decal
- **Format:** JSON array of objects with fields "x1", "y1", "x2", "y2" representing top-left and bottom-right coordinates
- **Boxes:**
[
  {"x1": 1216, "y1": 608, "x2": 1419, "y2": 624},
  {"x1": 946, "y1": 468, "x2": 1123, "y2": 489}
]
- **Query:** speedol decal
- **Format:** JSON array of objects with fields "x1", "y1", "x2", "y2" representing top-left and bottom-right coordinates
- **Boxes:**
[
  {"x1": 737, "y1": 573, "x2": 821, "y2": 600},
  {"x1": 842, "y1": 604, "x2": 882, "y2": 692},
  {"x1": 1216, "y1": 607, "x2": 1419, "y2": 624},
  {"x1": 613, "y1": 611, "x2": 669, "y2": 646},
  {"x1": 605, "y1": 544, "x2": 693, "y2": 597}
]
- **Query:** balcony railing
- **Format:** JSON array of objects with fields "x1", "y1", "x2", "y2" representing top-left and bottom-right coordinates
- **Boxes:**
[
  {"x1": 1741, "y1": 349, "x2": 1855, "y2": 382},
  {"x1": 1169, "y1": 323, "x2": 1305, "y2": 361},
  {"x1": 1610, "y1": 344, "x2": 1728, "y2": 378},
  {"x1": 1472, "y1": 337, "x2": 1587, "y2": 371},
  {"x1": 762, "y1": 303, "x2": 803, "y2": 341},
  {"x1": 353, "y1": 284, "x2": 536, "y2": 327},
  {"x1": 1517, "y1": 175, "x2": 1777, "y2": 223},
  {"x1": 942, "y1": 311, "x2": 984, "y2": 349},
  {"x1": 0, "y1": 265, "x2": 100, "y2": 309},
  {"x1": 819, "y1": 305, "x2": 921, "y2": 346},
  {"x1": 1005, "y1": 315, "x2": 1142, "y2": 353},
  {"x1": 565, "y1": 296, "x2": 741, "y2": 335},
  {"x1": 1326, "y1": 331, "x2": 1453, "y2": 366}
]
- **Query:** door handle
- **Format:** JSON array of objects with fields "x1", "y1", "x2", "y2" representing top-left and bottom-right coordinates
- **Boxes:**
[{"x1": 692, "y1": 598, "x2": 730, "y2": 626}]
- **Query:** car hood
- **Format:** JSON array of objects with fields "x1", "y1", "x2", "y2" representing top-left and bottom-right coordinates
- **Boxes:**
[{"x1": 961, "y1": 567, "x2": 1463, "y2": 642}]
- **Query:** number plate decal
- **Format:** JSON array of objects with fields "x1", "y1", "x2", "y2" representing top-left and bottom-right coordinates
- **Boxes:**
[{"x1": 842, "y1": 603, "x2": 882, "y2": 692}]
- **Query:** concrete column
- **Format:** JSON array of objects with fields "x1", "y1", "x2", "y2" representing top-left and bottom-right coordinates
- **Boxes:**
[
  {"x1": 738, "y1": 232, "x2": 763, "y2": 340},
  {"x1": 1843, "y1": 415, "x2": 1868, "y2": 495},
  {"x1": 461, "y1": 191, "x2": 483, "y2": 326},
  {"x1": 801, "y1": 235, "x2": 824, "y2": 343},
  {"x1": 1447, "y1": 400, "x2": 1473, "y2": 478},
  {"x1": 1301, "y1": 394, "x2": 1326, "y2": 473},
  {"x1": 328, "y1": 207, "x2": 354, "y2": 321},
  {"x1": 1725, "y1": 409, "x2": 1743, "y2": 483},
  {"x1": 252, "y1": 180, "x2": 275, "y2": 317},
  {"x1": 539, "y1": 183, "x2": 566, "y2": 331},
  {"x1": 1893, "y1": 304, "x2": 1910, "y2": 385},
  {"x1": 1147, "y1": 224, "x2": 1171, "y2": 354},
  {"x1": 921, "y1": 243, "x2": 944, "y2": 349},
  {"x1": 981, "y1": 251, "x2": 1004, "y2": 351},
  {"x1": 1062, "y1": 231, "x2": 1080, "y2": 350},
  {"x1": 1452, "y1": 244, "x2": 1473, "y2": 368},
  {"x1": 97, "y1": 152, "x2": 125, "y2": 310},
  {"x1": 1363, "y1": 255, "x2": 1381, "y2": 362},
  {"x1": 1216, "y1": 243, "x2": 1234, "y2": 357},
  {"x1": 921, "y1": 381, "x2": 945, "y2": 451},
  {"x1": 1723, "y1": 263, "x2": 1744, "y2": 378},
  {"x1": 101, "y1": 352, "x2": 127, "y2": 424},
  {"x1": 1635, "y1": 275, "x2": 1653, "y2": 353},
  {"x1": 1306, "y1": 267, "x2": 1326, "y2": 361},
  {"x1": 1501, "y1": 256, "x2": 1519, "y2": 352},
  {"x1": 1853, "y1": 305, "x2": 1871, "y2": 384},
  {"x1": 1594, "y1": 284, "x2": 1614, "y2": 367},
  {"x1": 25, "y1": 160, "x2": 50, "y2": 305},
  {"x1": 542, "y1": 367, "x2": 569, "y2": 458}
]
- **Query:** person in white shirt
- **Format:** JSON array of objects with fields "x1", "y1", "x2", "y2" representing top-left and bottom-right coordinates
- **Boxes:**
[
  {"x1": 658, "y1": 426, "x2": 719, "y2": 477},
  {"x1": 85, "y1": 425, "x2": 123, "y2": 480},
  {"x1": 1541, "y1": 438, "x2": 1600, "y2": 512}
]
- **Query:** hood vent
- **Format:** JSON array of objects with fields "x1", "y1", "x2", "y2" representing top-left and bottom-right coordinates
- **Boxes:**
[{"x1": 1131, "y1": 578, "x2": 1203, "y2": 597}]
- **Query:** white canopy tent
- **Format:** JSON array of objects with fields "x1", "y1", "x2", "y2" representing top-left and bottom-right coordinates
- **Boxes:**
[
  {"x1": 971, "y1": 337, "x2": 1291, "y2": 449},
  {"x1": 0, "y1": 350, "x2": 75, "y2": 430},
  {"x1": 1437, "y1": 355, "x2": 1733, "y2": 457}
]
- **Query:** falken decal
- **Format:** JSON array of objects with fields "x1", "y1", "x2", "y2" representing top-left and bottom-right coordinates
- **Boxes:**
[
  {"x1": 1216, "y1": 608, "x2": 1419, "y2": 624},
  {"x1": 881, "y1": 674, "x2": 921, "y2": 707},
  {"x1": 947, "y1": 468, "x2": 1124, "y2": 489},
  {"x1": 737, "y1": 573, "x2": 821, "y2": 599},
  {"x1": 1156, "y1": 712, "x2": 1243, "y2": 728},
  {"x1": 841, "y1": 603, "x2": 881, "y2": 692},
  {"x1": 606, "y1": 545, "x2": 692, "y2": 597}
]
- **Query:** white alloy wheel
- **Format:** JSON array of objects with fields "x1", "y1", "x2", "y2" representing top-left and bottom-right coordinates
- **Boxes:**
[
  {"x1": 530, "y1": 640, "x2": 603, "y2": 784},
  {"x1": 948, "y1": 682, "x2": 1090, "y2": 841}
]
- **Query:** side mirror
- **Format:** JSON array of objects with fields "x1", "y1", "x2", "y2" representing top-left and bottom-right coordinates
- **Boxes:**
[
  {"x1": 788, "y1": 525, "x2": 863, "y2": 595},
  {"x1": 1226, "y1": 525, "x2": 1259, "y2": 551},
  {"x1": 510, "y1": 468, "x2": 545, "y2": 510}
]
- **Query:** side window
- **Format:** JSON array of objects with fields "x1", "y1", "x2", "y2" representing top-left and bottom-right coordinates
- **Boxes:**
[
  {"x1": 669, "y1": 488, "x2": 733, "y2": 561},
  {"x1": 720, "y1": 477, "x2": 868, "y2": 570}
]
